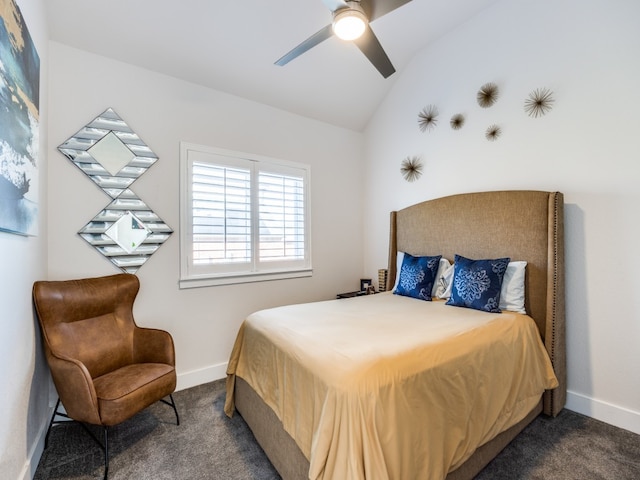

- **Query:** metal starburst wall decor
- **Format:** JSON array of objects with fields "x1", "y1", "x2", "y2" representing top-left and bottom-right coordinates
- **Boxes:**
[
  {"x1": 485, "y1": 124, "x2": 502, "y2": 141},
  {"x1": 477, "y1": 82, "x2": 499, "y2": 108},
  {"x1": 400, "y1": 156, "x2": 423, "y2": 182},
  {"x1": 450, "y1": 114, "x2": 465, "y2": 130},
  {"x1": 418, "y1": 105, "x2": 439, "y2": 132},
  {"x1": 524, "y1": 87, "x2": 555, "y2": 118}
]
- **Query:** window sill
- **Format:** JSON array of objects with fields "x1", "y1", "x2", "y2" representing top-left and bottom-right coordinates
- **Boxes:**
[{"x1": 179, "y1": 268, "x2": 313, "y2": 289}]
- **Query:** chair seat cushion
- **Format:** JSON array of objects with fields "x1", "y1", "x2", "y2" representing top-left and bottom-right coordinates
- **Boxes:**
[{"x1": 93, "y1": 363, "x2": 176, "y2": 426}]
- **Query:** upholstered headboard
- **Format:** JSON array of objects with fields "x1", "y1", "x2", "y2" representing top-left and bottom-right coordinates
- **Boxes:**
[{"x1": 387, "y1": 190, "x2": 565, "y2": 416}]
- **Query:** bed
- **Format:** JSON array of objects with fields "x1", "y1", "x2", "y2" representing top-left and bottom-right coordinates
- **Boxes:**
[{"x1": 225, "y1": 190, "x2": 566, "y2": 480}]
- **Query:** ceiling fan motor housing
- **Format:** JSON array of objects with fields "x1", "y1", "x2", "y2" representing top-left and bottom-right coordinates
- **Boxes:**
[{"x1": 332, "y1": 2, "x2": 368, "y2": 41}]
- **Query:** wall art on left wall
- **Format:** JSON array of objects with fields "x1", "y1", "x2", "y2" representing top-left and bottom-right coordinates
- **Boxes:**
[{"x1": 0, "y1": 0, "x2": 40, "y2": 236}]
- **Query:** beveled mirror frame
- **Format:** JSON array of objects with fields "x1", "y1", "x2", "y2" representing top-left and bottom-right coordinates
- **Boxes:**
[
  {"x1": 78, "y1": 189, "x2": 173, "y2": 274},
  {"x1": 58, "y1": 108, "x2": 158, "y2": 198},
  {"x1": 59, "y1": 108, "x2": 172, "y2": 273}
]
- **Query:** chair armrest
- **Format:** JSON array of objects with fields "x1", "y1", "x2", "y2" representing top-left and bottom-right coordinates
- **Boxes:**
[
  {"x1": 133, "y1": 327, "x2": 175, "y2": 366},
  {"x1": 46, "y1": 352, "x2": 101, "y2": 425}
]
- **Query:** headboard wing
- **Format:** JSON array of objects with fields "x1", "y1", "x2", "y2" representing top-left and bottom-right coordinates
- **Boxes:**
[{"x1": 387, "y1": 190, "x2": 565, "y2": 416}]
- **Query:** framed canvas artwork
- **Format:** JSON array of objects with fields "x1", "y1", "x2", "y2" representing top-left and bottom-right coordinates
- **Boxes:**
[{"x1": 0, "y1": 0, "x2": 40, "y2": 236}]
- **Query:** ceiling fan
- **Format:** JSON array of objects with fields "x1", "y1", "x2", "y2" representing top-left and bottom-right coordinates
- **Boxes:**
[{"x1": 275, "y1": 0, "x2": 412, "y2": 79}]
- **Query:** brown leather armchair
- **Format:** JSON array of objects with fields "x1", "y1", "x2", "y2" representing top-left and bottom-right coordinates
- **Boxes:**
[{"x1": 33, "y1": 273, "x2": 179, "y2": 479}]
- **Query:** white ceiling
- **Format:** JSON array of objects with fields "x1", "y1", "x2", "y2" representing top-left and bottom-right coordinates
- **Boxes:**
[{"x1": 45, "y1": 0, "x2": 501, "y2": 131}]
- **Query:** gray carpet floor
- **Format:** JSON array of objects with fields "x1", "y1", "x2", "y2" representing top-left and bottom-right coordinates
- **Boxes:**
[{"x1": 34, "y1": 379, "x2": 640, "y2": 479}]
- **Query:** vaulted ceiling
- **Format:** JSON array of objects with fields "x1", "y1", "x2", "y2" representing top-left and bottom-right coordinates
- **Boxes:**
[{"x1": 46, "y1": 0, "x2": 501, "y2": 131}]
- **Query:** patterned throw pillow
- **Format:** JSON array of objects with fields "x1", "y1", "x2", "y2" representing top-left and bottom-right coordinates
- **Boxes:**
[
  {"x1": 394, "y1": 253, "x2": 442, "y2": 301},
  {"x1": 446, "y1": 254, "x2": 510, "y2": 313}
]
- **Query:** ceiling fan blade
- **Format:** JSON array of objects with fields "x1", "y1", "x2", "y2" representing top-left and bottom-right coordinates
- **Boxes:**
[
  {"x1": 275, "y1": 25, "x2": 334, "y2": 66},
  {"x1": 353, "y1": 25, "x2": 395, "y2": 78},
  {"x1": 364, "y1": 0, "x2": 412, "y2": 21}
]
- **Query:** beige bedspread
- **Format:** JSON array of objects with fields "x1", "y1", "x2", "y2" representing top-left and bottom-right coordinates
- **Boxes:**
[{"x1": 225, "y1": 293, "x2": 558, "y2": 480}]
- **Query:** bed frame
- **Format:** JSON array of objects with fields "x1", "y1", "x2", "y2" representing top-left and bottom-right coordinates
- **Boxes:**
[{"x1": 233, "y1": 190, "x2": 566, "y2": 479}]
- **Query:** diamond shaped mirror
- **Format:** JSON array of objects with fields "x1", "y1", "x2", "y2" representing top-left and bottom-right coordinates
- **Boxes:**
[
  {"x1": 78, "y1": 190, "x2": 172, "y2": 273},
  {"x1": 58, "y1": 108, "x2": 158, "y2": 198}
]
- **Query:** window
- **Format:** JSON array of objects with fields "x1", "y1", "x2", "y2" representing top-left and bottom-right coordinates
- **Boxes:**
[{"x1": 180, "y1": 143, "x2": 311, "y2": 288}]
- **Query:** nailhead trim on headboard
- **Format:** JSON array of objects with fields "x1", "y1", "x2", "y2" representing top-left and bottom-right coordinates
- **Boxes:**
[
  {"x1": 549, "y1": 193, "x2": 560, "y2": 413},
  {"x1": 545, "y1": 192, "x2": 566, "y2": 416}
]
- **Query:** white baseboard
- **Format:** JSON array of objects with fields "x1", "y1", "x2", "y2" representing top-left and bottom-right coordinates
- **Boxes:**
[
  {"x1": 176, "y1": 362, "x2": 228, "y2": 391},
  {"x1": 20, "y1": 404, "x2": 54, "y2": 480},
  {"x1": 566, "y1": 390, "x2": 640, "y2": 435}
]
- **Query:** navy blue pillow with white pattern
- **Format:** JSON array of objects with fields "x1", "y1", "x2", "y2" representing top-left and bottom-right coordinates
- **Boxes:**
[
  {"x1": 446, "y1": 254, "x2": 510, "y2": 313},
  {"x1": 394, "y1": 253, "x2": 442, "y2": 301}
]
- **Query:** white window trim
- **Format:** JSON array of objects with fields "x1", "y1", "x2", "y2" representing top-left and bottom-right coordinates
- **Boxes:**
[{"x1": 179, "y1": 142, "x2": 312, "y2": 289}]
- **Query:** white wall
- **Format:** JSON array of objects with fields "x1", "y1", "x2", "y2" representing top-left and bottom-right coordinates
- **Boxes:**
[
  {"x1": 363, "y1": 0, "x2": 640, "y2": 434},
  {"x1": 13, "y1": 2, "x2": 637, "y2": 478},
  {"x1": 47, "y1": 42, "x2": 365, "y2": 390},
  {"x1": 0, "y1": 1, "x2": 51, "y2": 479}
]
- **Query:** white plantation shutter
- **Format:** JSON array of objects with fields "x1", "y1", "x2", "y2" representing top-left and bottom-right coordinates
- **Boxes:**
[
  {"x1": 192, "y1": 162, "x2": 251, "y2": 265},
  {"x1": 180, "y1": 143, "x2": 311, "y2": 288},
  {"x1": 258, "y1": 169, "x2": 305, "y2": 264}
]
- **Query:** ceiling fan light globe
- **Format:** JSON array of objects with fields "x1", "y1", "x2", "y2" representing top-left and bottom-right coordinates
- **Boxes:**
[{"x1": 333, "y1": 8, "x2": 367, "y2": 40}]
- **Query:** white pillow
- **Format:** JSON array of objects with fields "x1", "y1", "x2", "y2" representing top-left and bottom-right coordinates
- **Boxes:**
[
  {"x1": 391, "y1": 251, "x2": 405, "y2": 292},
  {"x1": 437, "y1": 259, "x2": 527, "y2": 314},
  {"x1": 432, "y1": 257, "x2": 451, "y2": 297},
  {"x1": 499, "y1": 261, "x2": 527, "y2": 314},
  {"x1": 435, "y1": 263, "x2": 455, "y2": 299},
  {"x1": 393, "y1": 252, "x2": 451, "y2": 297}
]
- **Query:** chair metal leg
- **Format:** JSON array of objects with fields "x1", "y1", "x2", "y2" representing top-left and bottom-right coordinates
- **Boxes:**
[
  {"x1": 44, "y1": 399, "x2": 109, "y2": 477},
  {"x1": 160, "y1": 393, "x2": 180, "y2": 425},
  {"x1": 45, "y1": 398, "x2": 72, "y2": 449},
  {"x1": 44, "y1": 398, "x2": 61, "y2": 449},
  {"x1": 76, "y1": 423, "x2": 109, "y2": 479},
  {"x1": 103, "y1": 427, "x2": 109, "y2": 480},
  {"x1": 45, "y1": 395, "x2": 177, "y2": 479}
]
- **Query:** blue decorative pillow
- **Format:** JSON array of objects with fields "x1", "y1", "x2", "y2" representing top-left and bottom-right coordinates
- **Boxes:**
[
  {"x1": 446, "y1": 254, "x2": 510, "y2": 313},
  {"x1": 394, "y1": 253, "x2": 442, "y2": 301}
]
